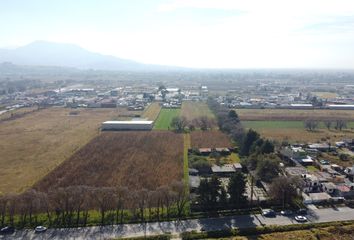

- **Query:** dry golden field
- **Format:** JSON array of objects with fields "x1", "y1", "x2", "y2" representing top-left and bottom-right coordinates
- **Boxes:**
[
  {"x1": 181, "y1": 101, "x2": 215, "y2": 121},
  {"x1": 243, "y1": 120, "x2": 354, "y2": 143},
  {"x1": 142, "y1": 102, "x2": 161, "y2": 121},
  {"x1": 34, "y1": 131, "x2": 183, "y2": 192},
  {"x1": 236, "y1": 108, "x2": 354, "y2": 121},
  {"x1": 0, "y1": 107, "x2": 127, "y2": 194},
  {"x1": 191, "y1": 130, "x2": 233, "y2": 148},
  {"x1": 0, "y1": 107, "x2": 38, "y2": 121}
]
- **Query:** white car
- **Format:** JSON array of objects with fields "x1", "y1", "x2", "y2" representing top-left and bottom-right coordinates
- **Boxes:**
[
  {"x1": 294, "y1": 215, "x2": 308, "y2": 222},
  {"x1": 34, "y1": 226, "x2": 47, "y2": 233}
]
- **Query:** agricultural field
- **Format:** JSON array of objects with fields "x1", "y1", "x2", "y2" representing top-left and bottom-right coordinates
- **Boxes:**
[
  {"x1": 0, "y1": 107, "x2": 131, "y2": 194},
  {"x1": 154, "y1": 108, "x2": 181, "y2": 130},
  {"x1": 312, "y1": 91, "x2": 338, "y2": 98},
  {"x1": 191, "y1": 130, "x2": 233, "y2": 148},
  {"x1": 243, "y1": 120, "x2": 354, "y2": 143},
  {"x1": 181, "y1": 101, "x2": 215, "y2": 121},
  {"x1": 34, "y1": 131, "x2": 183, "y2": 192},
  {"x1": 142, "y1": 102, "x2": 161, "y2": 121},
  {"x1": 236, "y1": 108, "x2": 354, "y2": 121},
  {"x1": 0, "y1": 106, "x2": 38, "y2": 121}
]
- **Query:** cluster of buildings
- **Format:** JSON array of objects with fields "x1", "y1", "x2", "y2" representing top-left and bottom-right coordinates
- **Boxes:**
[
  {"x1": 216, "y1": 82, "x2": 354, "y2": 109},
  {"x1": 0, "y1": 84, "x2": 209, "y2": 116},
  {"x1": 281, "y1": 141, "x2": 354, "y2": 205},
  {"x1": 188, "y1": 147, "x2": 242, "y2": 203}
]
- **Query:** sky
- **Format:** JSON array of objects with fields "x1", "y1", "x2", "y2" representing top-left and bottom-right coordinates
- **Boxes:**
[{"x1": 1, "y1": 0, "x2": 354, "y2": 68}]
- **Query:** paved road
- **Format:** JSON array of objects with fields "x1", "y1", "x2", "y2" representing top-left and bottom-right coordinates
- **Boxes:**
[{"x1": 1, "y1": 207, "x2": 354, "y2": 240}]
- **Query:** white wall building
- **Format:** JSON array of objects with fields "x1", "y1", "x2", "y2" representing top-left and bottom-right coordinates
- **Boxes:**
[{"x1": 101, "y1": 120, "x2": 154, "y2": 131}]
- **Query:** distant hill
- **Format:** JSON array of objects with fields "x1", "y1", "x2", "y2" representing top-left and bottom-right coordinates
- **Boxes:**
[{"x1": 0, "y1": 41, "x2": 178, "y2": 71}]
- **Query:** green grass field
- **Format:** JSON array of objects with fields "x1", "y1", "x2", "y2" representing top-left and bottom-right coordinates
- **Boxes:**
[{"x1": 153, "y1": 108, "x2": 181, "y2": 130}]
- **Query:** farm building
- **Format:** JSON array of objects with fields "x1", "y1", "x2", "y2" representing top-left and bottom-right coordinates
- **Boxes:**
[
  {"x1": 101, "y1": 120, "x2": 154, "y2": 131},
  {"x1": 327, "y1": 104, "x2": 354, "y2": 110}
]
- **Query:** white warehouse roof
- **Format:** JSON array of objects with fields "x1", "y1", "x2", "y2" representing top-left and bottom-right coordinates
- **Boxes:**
[
  {"x1": 103, "y1": 121, "x2": 153, "y2": 125},
  {"x1": 102, "y1": 120, "x2": 154, "y2": 131}
]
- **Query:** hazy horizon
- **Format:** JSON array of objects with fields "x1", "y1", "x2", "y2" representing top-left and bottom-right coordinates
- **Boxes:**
[{"x1": 1, "y1": 0, "x2": 354, "y2": 69}]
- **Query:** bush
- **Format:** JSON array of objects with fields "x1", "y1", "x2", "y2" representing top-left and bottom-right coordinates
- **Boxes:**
[
  {"x1": 113, "y1": 234, "x2": 171, "y2": 240},
  {"x1": 339, "y1": 153, "x2": 350, "y2": 161}
]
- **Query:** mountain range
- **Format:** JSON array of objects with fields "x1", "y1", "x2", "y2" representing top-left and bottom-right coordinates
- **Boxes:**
[{"x1": 0, "y1": 41, "x2": 178, "y2": 71}]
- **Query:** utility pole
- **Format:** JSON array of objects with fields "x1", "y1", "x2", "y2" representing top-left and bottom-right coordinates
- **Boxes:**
[{"x1": 250, "y1": 174, "x2": 254, "y2": 207}]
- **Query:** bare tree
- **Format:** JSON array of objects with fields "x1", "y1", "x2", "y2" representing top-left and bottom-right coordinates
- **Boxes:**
[
  {"x1": 170, "y1": 181, "x2": 189, "y2": 218},
  {"x1": 155, "y1": 187, "x2": 165, "y2": 221},
  {"x1": 170, "y1": 116, "x2": 188, "y2": 132},
  {"x1": 93, "y1": 187, "x2": 115, "y2": 225},
  {"x1": 323, "y1": 120, "x2": 332, "y2": 130},
  {"x1": 137, "y1": 188, "x2": 149, "y2": 222},
  {"x1": 147, "y1": 190, "x2": 157, "y2": 221},
  {"x1": 114, "y1": 186, "x2": 128, "y2": 224},
  {"x1": 304, "y1": 119, "x2": 319, "y2": 131},
  {"x1": 160, "y1": 186, "x2": 173, "y2": 220},
  {"x1": 335, "y1": 120, "x2": 347, "y2": 131},
  {"x1": 195, "y1": 116, "x2": 215, "y2": 131},
  {"x1": 6, "y1": 194, "x2": 17, "y2": 226},
  {"x1": 37, "y1": 191, "x2": 52, "y2": 226},
  {"x1": 0, "y1": 194, "x2": 7, "y2": 227},
  {"x1": 269, "y1": 176, "x2": 304, "y2": 208}
]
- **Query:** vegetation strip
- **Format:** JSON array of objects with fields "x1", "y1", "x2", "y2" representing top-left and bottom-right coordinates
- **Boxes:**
[
  {"x1": 180, "y1": 220, "x2": 354, "y2": 240},
  {"x1": 154, "y1": 108, "x2": 181, "y2": 130}
]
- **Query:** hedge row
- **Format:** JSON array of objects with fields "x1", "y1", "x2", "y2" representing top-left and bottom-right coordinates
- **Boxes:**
[
  {"x1": 112, "y1": 234, "x2": 171, "y2": 240},
  {"x1": 181, "y1": 221, "x2": 354, "y2": 240}
]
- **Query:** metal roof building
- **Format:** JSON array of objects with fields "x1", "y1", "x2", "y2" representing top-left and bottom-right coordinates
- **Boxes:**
[{"x1": 101, "y1": 120, "x2": 154, "y2": 131}]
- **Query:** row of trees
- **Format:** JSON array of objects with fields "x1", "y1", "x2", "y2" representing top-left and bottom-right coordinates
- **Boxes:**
[
  {"x1": 0, "y1": 181, "x2": 188, "y2": 228},
  {"x1": 207, "y1": 98, "x2": 275, "y2": 156},
  {"x1": 304, "y1": 119, "x2": 348, "y2": 131},
  {"x1": 170, "y1": 116, "x2": 216, "y2": 132},
  {"x1": 207, "y1": 98, "x2": 244, "y2": 145},
  {"x1": 196, "y1": 172, "x2": 247, "y2": 210}
]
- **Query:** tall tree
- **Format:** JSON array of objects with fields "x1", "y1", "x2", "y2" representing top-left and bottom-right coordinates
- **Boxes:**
[
  {"x1": 240, "y1": 129, "x2": 260, "y2": 156},
  {"x1": 260, "y1": 140, "x2": 275, "y2": 154},
  {"x1": 256, "y1": 154, "x2": 280, "y2": 182},
  {"x1": 323, "y1": 120, "x2": 332, "y2": 130},
  {"x1": 228, "y1": 172, "x2": 247, "y2": 208},
  {"x1": 228, "y1": 110, "x2": 239, "y2": 122},
  {"x1": 335, "y1": 120, "x2": 347, "y2": 131},
  {"x1": 269, "y1": 176, "x2": 303, "y2": 208},
  {"x1": 171, "y1": 181, "x2": 189, "y2": 218},
  {"x1": 170, "y1": 116, "x2": 188, "y2": 132},
  {"x1": 304, "y1": 119, "x2": 318, "y2": 131}
]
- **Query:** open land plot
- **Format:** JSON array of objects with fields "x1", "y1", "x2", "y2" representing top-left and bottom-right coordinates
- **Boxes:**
[
  {"x1": 181, "y1": 101, "x2": 215, "y2": 121},
  {"x1": 153, "y1": 108, "x2": 181, "y2": 130},
  {"x1": 0, "y1": 107, "x2": 130, "y2": 194},
  {"x1": 191, "y1": 130, "x2": 233, "y2": 148},
  {"x1": 0, "y1": 106, "x2": 38, "y2": 121},
  {"x1": 34, "y1": 131, "x2": 183, "y2": 192},
  {"x1": 236, "y1": 108, "x2": 354, "y2": 121},
  {"x1": 243, "y1": 120, "x2": 354, "y2": 143},
  {"x1": 142, "y1": 102, "x2": 161, "y2": 121},
  {"x1": 312, "y1": 91, "x2": 338, "y2": 98}
]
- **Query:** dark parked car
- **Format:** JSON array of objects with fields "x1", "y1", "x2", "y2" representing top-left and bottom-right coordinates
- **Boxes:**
[
  {"x1": 280, "y1": 210, "x2": 293, "y2": 216},
  {"x1": 262, "y1": 209, "x2": 276, "y2": 217},
  {"x1": 0, "y1": 226, "x2": 15, "y2": 234},
  {"x1": 297, "y1": 208, "x2": 307, "y2": 215}
]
